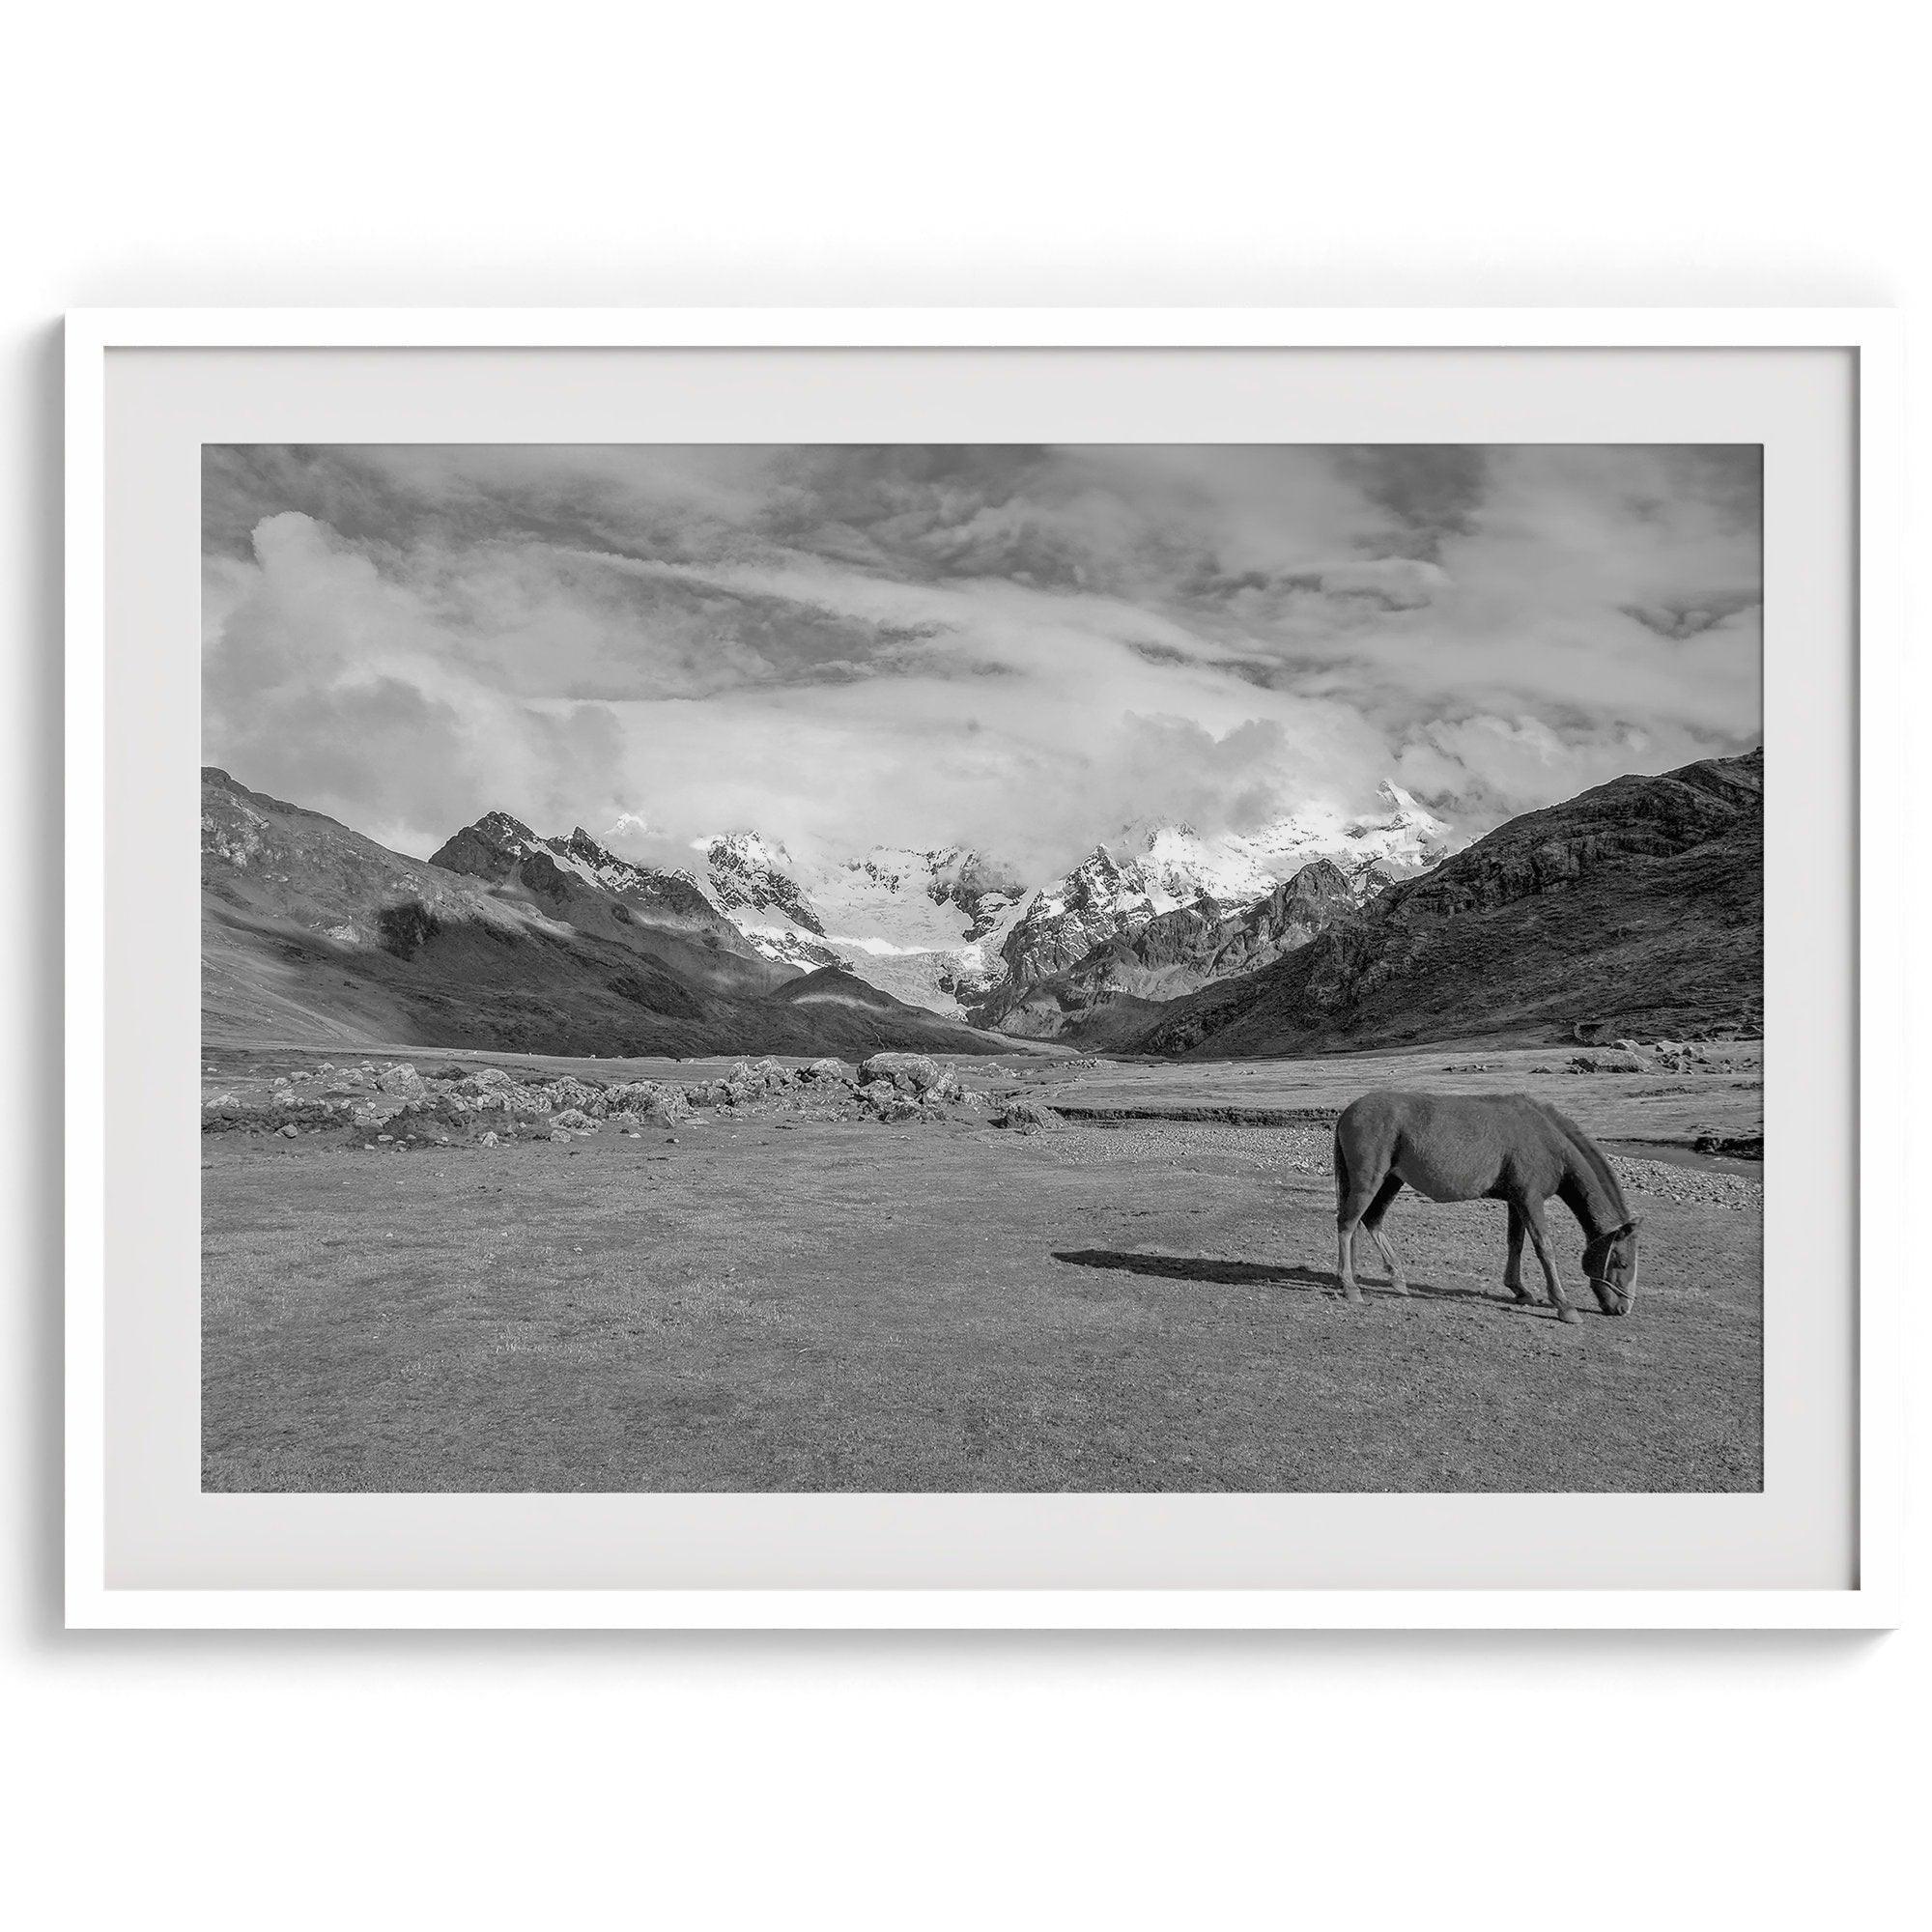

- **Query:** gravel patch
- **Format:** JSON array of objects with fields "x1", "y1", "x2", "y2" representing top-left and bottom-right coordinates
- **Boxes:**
[{"x1": 1606, "y1": 1154, "x2": 1761, "y2": 1209}]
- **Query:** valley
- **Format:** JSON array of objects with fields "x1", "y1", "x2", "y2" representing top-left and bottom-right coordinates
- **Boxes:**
[
  {"x1": 201, "y1": 1036, "x2": 1762, "y2": 1495},
  {"x1": 200, "y1": 750, "x2": 1765, "y2": 1497}
]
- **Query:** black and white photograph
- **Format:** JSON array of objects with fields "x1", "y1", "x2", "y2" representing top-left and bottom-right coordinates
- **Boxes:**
[
  {"x1": 199, "y1": 440, "x2": 1764, "y2": 1494},
  {"x1": 19, "y1": 2, "x2": 1926, "y2": 1917}
]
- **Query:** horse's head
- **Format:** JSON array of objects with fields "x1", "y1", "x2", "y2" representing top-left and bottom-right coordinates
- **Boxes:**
[{"x1": 1582, "y1": 1216, "x2": 1642, "y2": 1316}]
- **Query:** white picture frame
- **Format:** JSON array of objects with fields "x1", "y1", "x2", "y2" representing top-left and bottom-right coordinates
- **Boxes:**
[{"x1": 65, "y1": 308, "x2": 1904, "y2": 1631}]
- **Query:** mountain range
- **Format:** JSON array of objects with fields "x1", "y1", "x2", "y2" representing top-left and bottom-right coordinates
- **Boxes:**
[
  {"x1": 668, "y1": 783, "x2": 1448, "y2": 1020},
  {"x1": 201, "y1": 772, "x2": 1001, "y2": 1058},
  {"x1": 1131, "y1": 748, "x2": 1764, "y2": 1057},
  {"x1": 201, "y1": 751, "x2": 1761, "y2": 1059}
]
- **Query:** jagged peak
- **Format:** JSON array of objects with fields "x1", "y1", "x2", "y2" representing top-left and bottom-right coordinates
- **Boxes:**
[
  {"x1": 468, "y1": 809, "x2": 539, "y2": 849},
  {"x1": 1062, "y1": 845, "x2": 1144, "y2": 896},
  {"x1": 555, "y1": 825, "x2": 645, "y2": 874},
  {"x1": 703, "y1": 829, "x2": 795, "y2": 869}
]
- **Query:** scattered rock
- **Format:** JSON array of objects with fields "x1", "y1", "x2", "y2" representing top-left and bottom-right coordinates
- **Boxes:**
[
  {"x1": 718, "y1": 1058, "x2": 800, "y2": 1105},
  {"x1": 858, "y1": 1052, "x2": 956, "y2": 1097},
  {"x1": 992, "y1": 1096, "x2": 1061, "y2": 1133},
  {"x1": 206, "y1": 1050, "x2": 1013, "y2": 1146},
  {"x1": 604, "y1": 1079, "x2": 693, "y2": 1124}
]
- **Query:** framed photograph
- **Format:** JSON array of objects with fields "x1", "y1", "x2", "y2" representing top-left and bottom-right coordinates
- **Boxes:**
[{"x1": 66, "y1": 310, "x2": 1901, "y2": 1629}]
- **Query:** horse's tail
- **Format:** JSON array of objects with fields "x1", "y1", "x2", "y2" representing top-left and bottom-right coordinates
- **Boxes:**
[{"x1": 1331, "y1": 1118, "x2": 1349, "y2": 1212}]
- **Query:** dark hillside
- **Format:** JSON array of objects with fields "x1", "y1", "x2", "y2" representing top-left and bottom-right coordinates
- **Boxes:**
[
  {"x1": 1131, "y1": 749, "x2": 1763, "y2": 1058},
  {"x1": 202, "y1": 770, "x2": 1011, "y2": 1058}
]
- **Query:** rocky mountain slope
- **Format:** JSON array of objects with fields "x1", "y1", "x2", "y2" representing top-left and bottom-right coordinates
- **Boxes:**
[
  {"x1": 976, "y1": 858, "x2": 1363, "y2": 1043},
  {"x1": 429, "y1": 812, "x2": 788, "y2": 1000},
  {"x1": 1128, "y1": 749, "x2": 1764, "y2": 1058},
  {"x1": 203, "y1": 770, "x2": 1007, "y2": 1058}
]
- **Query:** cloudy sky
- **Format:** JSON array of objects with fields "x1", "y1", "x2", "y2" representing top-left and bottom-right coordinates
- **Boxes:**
[{"x1": 203, "y1": 442, "x2": 1761, "y2": 875}]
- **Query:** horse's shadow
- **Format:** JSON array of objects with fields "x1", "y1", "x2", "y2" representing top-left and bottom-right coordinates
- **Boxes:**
[{"x1": 1051, "y1": 1249, "x2": 1501, "y2": 1306}]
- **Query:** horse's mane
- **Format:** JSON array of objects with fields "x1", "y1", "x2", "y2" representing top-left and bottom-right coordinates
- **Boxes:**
[{"x1": 1538, "y1": 1102, "x2": 1630, "y2": 1232}]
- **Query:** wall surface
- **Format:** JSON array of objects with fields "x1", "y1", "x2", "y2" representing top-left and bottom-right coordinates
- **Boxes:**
[{"x1": 5, "y1": 5, "x2": 1923, "y2": 1926}]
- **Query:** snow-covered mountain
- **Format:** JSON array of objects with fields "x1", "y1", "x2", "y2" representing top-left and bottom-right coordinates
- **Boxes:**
[
  {"x1": 987, "y1": 790, "x2": 1447, "y2": 1015},
  {"x1": 606, "y1": 784, "x2": 1454, "y2": 1025},
  {"x1": 678, "y1": 832, "x2": 1031, "y2": 1009},
  {"x1": 1229, "y1": 781, "x2": 1451, "y2": 879}
]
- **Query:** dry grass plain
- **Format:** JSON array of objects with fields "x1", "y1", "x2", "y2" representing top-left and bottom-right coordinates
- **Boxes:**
[{"x1": 202, "y1": 1040, "x2": 1762, "y2": 1493}]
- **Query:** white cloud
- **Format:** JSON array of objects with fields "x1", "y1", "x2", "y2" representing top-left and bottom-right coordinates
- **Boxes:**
[{"x1": 202, "y1": 444, "x2": 1762, "y2": 870}]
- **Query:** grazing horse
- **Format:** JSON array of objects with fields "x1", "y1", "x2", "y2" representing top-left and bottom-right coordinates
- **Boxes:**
[{"x1": 1331, "y1": 1091, "x2": 1642, "y2": 1321}]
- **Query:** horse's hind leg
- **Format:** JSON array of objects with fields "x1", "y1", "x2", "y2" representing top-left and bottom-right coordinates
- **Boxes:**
[
  {"x1": 1336, "y1": 1177, "x2": 1390, "y2": 1304},
  {"x1": 1334, "y1": 1129, "x2": 1367, "y2": 1303},
  {"x1": 1362, "y1": 1175, "x2": 1408, "y2": 1294},
  {"x1": 1336, "y1": 1184, "x2": 1378, "y2": 1306},
  {"x1": 1335, "y1": 1210, "x2": 1365, "y2": 1302}
]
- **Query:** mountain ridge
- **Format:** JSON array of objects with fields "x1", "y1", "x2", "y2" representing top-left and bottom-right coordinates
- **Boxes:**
[
  {"x1": 627, "y1": 784, "x2": 1451, "y2": 1024},
  {"x1": 1126, "y1": 748, "x2": 1764, "y2": 1058},
  {"x1": 202, "y1": 769, "x2": 1013, "y2": 1059},
  {"x1": 204, "y1": 751, "x2": 1760, "y2": 1062}
]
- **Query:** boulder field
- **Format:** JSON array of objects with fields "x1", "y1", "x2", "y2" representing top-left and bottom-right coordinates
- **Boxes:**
[{"x1": 200, "y1": 1052, "x2": 1061, "y2": 1150}]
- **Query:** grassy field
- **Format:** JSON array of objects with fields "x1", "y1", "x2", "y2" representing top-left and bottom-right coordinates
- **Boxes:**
[{"x1": 202, "y1": 1042, "x2": 1762, "y2": 1493}]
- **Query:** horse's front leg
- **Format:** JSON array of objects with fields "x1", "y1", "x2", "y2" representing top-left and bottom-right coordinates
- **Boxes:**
[
  {"x1": 1520, "y1": 1198, "x2": 1577, "y2": 1324},
  {"x1": 1503, "y1": 1207, "x2": 1536, "y2": 1304}
]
